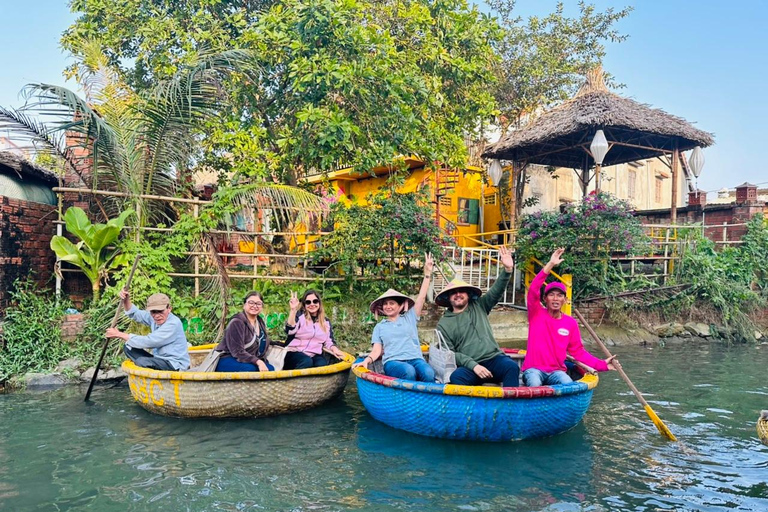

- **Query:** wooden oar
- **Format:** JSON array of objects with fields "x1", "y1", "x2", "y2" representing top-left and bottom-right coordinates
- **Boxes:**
[
  {"x1": 84, "y1": 255, "x2": 141, "y2": 402},
  {"x1": 573, "y1": 307, "x2": 677, "y2": 441}
]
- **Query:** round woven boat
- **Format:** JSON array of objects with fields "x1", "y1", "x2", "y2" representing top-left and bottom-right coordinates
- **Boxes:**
[
  {"x1": 353, "y1": 348, "x2": 599, "y2": 441},
  {"x1": 758, "y1": 410, "x2": 768, "y2": 445},
  {"x1": 122, "y1": 345, "x2": 353, "y2": 418}
]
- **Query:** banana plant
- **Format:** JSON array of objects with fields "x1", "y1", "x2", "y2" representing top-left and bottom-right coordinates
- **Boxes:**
[{"x1": 51, "y1": 207, "x2": 134, "y2": 301}]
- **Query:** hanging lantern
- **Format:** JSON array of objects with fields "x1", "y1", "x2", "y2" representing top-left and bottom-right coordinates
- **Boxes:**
[
  {"x1": 488, "y1": 159, "x2": 503, "y2": 187},
  {"x1": 590, "y1": 129, "x2": 610, "y2": 166},
  {"x1": 689, "y1": 146, "x2": 705, "y2": 178}
]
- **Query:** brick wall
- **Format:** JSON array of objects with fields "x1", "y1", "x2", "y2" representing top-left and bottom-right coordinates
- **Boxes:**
[
  {"x1": 636, "y1": 202, "x2": 768, "y2": 245},
  {"x1": 61, "y1": 313, "x2": 85, "y2": 342},
  {"x1": 0, "y1": 196, "x2": 57, "y2": 312},
  {"x1": 575, "y1": 300, "x2": 607, "y2": 326}
]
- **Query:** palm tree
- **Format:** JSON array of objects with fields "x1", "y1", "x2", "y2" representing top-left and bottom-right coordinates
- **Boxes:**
[{"x1": 0, "y1": 41, "x2": 326, "y2": 338}]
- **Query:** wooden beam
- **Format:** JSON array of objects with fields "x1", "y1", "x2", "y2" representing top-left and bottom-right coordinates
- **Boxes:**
[{"x1": 671, "y1": 147, "x2": 679, "y2": 224}]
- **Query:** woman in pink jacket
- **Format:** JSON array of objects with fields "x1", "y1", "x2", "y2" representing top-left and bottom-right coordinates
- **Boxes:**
[
  {"x1": 522, "y1": 248, "x2": 619, "y2": 387},
  {"x1": 283, "y1": 290, "x2": 344, "y2": 369}
]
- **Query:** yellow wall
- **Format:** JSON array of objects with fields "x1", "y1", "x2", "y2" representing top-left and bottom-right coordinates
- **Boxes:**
[{"x1": 295, "y1": 168, "x2": 505, "y2": 249}]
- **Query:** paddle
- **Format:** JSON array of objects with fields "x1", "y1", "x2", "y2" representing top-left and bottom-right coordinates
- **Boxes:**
[
  {"x1": 84, "y1": 255, "x2": 141, "y2": 402},
  {"x1": 573, "y1": 307, "x2": 677, "y2": 442}
]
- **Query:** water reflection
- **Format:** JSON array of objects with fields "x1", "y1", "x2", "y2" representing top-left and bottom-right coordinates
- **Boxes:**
[{"x1": 354, "y1": 413, "x2": 597, "y2": 511}]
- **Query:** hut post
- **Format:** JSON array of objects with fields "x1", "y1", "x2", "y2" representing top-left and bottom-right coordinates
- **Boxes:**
[
  {"x1": 671, "y1": 146, "x2": 680, "y2": 224},
  {"x1": 193, "y1": 199, "x2": 200, "y2": 298}
]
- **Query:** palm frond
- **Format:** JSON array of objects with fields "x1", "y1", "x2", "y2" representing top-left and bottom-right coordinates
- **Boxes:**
[
  {"x1": 191, "y1": 233, "x2": 232, "y2": 342},
  {"x1": 218, "y1": 183, "x2": 329, "y2": 229}
]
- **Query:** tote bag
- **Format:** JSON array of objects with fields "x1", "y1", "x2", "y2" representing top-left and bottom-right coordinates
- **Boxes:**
[
  {"x1": 189, "y1": 349, "x2": 223, "y2": 372},
  {"x1": 429, "y1": 329, "x2": 457, "y2": 384},
  {"x1": 190, "y1": 327, "x2": 258, "y2": 372}
]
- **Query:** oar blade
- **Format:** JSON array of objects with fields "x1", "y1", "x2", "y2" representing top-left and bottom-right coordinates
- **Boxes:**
[{"x1": 644, "y1": 404, "x2": 677, "y2": 441}]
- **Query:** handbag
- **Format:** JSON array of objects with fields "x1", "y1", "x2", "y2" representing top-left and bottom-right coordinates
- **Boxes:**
[
  {"x1": 189, "y1": 348, "x2": 223, "y2": 372},
  {"x1": 190, "y1": 325, "x2": 259, "y2": 372},
  {"x1": 429, "y1": 329, "x2": 457, "y2": 384},
  {"x1": 265, "y1": 344, "x2": 290, "y2": 371}
]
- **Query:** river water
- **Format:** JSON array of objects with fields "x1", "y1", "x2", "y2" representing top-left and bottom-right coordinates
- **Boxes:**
[{"x1": 1, "y1": 343, "x2": 767, "y2": 511}]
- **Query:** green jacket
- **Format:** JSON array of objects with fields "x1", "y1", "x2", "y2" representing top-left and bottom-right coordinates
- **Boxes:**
[{"x1": 436, "y1": 269, "x2": 511, "y2": 370}]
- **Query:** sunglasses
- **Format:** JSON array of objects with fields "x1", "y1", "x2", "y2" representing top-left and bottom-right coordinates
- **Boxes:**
[
  {"x1": 304, "y1": 299, "x2": 320, "y2": 305},
  {"x1": 245, "y1": 301, "x2": 263, "y2": 307},
  {"x1": 150, "y1": 308, "x2": 167, "y2": 315}
]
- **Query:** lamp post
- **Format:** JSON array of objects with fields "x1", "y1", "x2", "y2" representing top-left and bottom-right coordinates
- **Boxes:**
[
  {"x1": 590, "y1": 129, "x2": 610, "y2": 192},
  {"x1": 689, "y1": 146, "x2": 705, "y2": 198}
]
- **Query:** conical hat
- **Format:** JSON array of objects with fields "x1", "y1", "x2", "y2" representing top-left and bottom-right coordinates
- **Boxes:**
[
  {"x1": 369, "y1": 288, "x2": 415, "y2": 314},
  {"x1": 434, "y1": 279, "x2": 482, "y2": 307}
]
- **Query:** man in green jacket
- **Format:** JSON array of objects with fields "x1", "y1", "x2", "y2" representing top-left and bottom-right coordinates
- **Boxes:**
[{"x1": 435, "y1": 246, "x2": 519, "y2": 387}]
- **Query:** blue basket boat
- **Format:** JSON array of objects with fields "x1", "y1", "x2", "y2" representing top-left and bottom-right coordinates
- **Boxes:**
[{"x1": 353, "y1": 349, "x2": 599, "y2": 442}]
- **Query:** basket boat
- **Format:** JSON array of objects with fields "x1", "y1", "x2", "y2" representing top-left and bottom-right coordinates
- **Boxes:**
[
  {"x1": 758, "y1": 410, "x2": 768, "y2": 445},
  {"x1": 353, "y1": 348, "x2": 599, "y2": 441},
  {"x1": 122, "y1": 344, "x2": 353, "y2": 418}
]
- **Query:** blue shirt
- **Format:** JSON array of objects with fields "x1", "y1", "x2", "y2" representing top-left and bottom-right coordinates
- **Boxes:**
[
  {"x1": 125, "y1": 305, "x2": 190, "y2": 370},
  {"x1": 371, "y1": 309, "x2": 424, "y2": 363}
]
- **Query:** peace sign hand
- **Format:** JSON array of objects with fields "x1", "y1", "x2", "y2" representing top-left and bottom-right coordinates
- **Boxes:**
[
  {"x1": 289, "y1": 291, "x2": 300, "y2": 312},
  {"x1": 423, "y1": 252, "x2": 434, "y2": 277}
]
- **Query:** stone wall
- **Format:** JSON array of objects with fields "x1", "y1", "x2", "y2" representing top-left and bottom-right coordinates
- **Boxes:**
[{"x1": 0, "y1": 196, "x2": 57, "y2": 312}]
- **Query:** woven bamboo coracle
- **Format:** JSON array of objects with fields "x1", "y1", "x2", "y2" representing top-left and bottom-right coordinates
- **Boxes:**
[
  {"x1": 122, "y1": 345, "x2": 353, "y2": 418},
  {"x1": 758, "y1": 411, "x2": 768, "y2": 445},
  {"x1": 353, "y1": 348, "x2": 599, "y2": 442}
]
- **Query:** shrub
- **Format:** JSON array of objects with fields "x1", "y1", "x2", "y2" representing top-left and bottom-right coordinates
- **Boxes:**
[
  {"x1": 516, "y1": 192, "x2": 650, "y2": 299},
  {"x1": 0, "y1": 280, "x2": 72, "y2": 381},
  {"x1": 312, "y1": 190, "x2": 451, "y2": 288}
]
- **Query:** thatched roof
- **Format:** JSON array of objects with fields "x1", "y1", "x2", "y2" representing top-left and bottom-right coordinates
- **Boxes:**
[
  {"x1": 0, "y1": 151, "x2": 58, "y2": 184},
  {"x1": 483, "y1": 68, "x2": 715, "y2": 168}
]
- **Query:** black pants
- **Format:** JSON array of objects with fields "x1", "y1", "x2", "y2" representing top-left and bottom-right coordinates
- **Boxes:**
[
  {"x1": 124, "y1": 346, "x2": 175, "y2": 371},
  {"x1": 283, "y1": 351, "x2": 328, "y2": 370}
]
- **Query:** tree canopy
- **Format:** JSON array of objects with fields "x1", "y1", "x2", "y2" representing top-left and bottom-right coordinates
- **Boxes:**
[
  {"x1": 62, "y1": 0, "x2": 631, "y2": 186},
  {"x1": 64, "y1": 0, "x2": 501, "y2": 183}
]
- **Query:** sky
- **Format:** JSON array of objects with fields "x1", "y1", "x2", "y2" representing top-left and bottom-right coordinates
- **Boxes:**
[{"x1": 1, "y1": 0, "x2": 766, "y2": 197}]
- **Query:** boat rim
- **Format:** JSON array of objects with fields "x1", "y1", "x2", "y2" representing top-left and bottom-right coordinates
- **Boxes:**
[
  {"x1": 122, "y1": 345, "x2": 353, "y2": 381},
  {"x1": 353, "y1": 347, "x2": 599, "y2": 399}
]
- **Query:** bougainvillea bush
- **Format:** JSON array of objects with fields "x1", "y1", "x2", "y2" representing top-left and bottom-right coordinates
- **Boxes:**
[{"x1": 516, "y1": 192, "x2": 650, "y2": 299}]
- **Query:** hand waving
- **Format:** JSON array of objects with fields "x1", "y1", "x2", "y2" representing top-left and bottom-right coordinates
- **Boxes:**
[
  {"x1": 498, "y1": 245, "x2": 514, "y2": 272},
  {"x1": 549, "y1": 248, "x2": 565, "y2": 267}
]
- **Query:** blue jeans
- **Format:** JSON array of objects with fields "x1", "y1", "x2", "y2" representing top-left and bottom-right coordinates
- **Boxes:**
[
  {"x1": 384, "y1": 358, "x2": 436, "y2": 382},
  {"x1": 449, "y1": 354, "x2": 520, "y2": 387},
  {"x1": 283, "y1": 352, "x2": 328, "y2": 370},
  {"x1": 215, "y1": 355, "x2": 274, "y2": 372},
  {"x1": 523, "y1": 368, "x2": 573, "y2": 387}
]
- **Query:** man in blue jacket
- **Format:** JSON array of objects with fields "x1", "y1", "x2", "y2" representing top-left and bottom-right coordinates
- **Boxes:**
[{"x1": 105, "y1": 291, "x2": 190, "y2": 371}]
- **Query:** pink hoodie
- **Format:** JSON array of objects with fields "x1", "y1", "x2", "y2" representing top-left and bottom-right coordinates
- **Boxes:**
[
  {"x1": 285, "y1": 313, "x2": 336, "y2": 356},
  {"x1": 522, "y1": 270, "x2": 608, "y2": 373}
]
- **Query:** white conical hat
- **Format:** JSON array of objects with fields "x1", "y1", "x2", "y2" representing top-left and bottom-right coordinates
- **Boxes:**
[
  {"x1": 434, "y1": 279, "x2": 481, "y2": 307},
  {"x1": 369, "y1": 288, "x2": 415, "y2": 314}
]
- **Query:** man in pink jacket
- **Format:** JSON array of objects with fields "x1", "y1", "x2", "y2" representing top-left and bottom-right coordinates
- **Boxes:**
[{"x1": 522, "y1": 248, "x2": 619, "y2": 387}]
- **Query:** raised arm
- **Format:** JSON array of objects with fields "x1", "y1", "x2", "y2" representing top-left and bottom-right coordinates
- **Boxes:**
[
  {"x1": 477, "y1": 245, "x2": 515, "y2": 313},
  {"x1": 413, "y1": 253, "x2": 434, "y2": 317},
  {"x1": 528, "y1": 248, "x2": 566, "y2": 314}
]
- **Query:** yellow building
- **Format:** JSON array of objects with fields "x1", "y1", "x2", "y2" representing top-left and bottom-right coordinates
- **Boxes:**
[{"x1": 298, "y1": 157, "x2": 508, "y2": 249}]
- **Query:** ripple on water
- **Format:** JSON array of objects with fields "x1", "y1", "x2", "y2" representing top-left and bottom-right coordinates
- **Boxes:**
[{"x1": 1, "y1": 344, "x2": 768, "y2": 511}]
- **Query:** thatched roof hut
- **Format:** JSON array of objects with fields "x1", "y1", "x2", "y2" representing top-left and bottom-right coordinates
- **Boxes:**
[
  {"x1": 483, "y1": 67, "x2": 714, "y2": 169},
  {"x1": 0, "y1": 151, "x2": 58, "y2": 185}
]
